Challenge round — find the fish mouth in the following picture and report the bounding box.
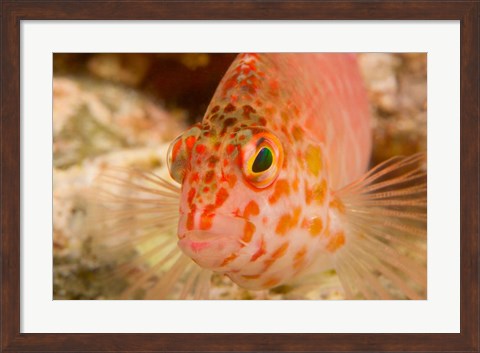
[177,213,249,270]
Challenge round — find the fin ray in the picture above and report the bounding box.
[333,153,427,299]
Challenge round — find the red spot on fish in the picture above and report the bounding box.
[226,144,236,154]
[185,136,196,152]
[172,139,182,161]
[187,188,196,204]
[189,172,199,184]
[205,170,215,184]
[208,155,220,167]
[224,103,236,113]
[215,188,229,207]
[195,144,206,154]
[242,105,256,119]
[199,212,214,230]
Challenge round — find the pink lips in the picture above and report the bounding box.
[177,213,248,270]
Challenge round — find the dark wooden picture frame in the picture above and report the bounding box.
[1,1,478,352]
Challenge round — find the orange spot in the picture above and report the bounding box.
[281,126,292,143]
[309,217,323,237]
[293,246,307,270]
[305,145,322,176]
[226,174,237,188]
[242,222,256,243]
[329,197,346,214]
[291,207,302,228]
[199,212,214,230]
[215,188,229,207]
[292,177,299,192]
[263,277,280,288]
[312,180,327,204]
[268,179,290,204]
[301,218,309,229]
[275,214,291,236]
[326,232,346,253]
[220,253,238,267]
[305,185,312,205]
[250,240,266,261]
[264,242,289,270]
[243,200,260,218]
[242,274,261,280]
[269,79,279,93]
[292,125,304,141]
[272,242,289,259]
[275,208,301,236]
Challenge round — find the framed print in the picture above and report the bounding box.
[1,1,478,352]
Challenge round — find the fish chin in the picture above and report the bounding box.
[177,213,248,270]
[178,231,242,270]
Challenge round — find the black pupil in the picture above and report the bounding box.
[252,147,273,173]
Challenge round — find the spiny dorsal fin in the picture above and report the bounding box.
[333,153,427,300]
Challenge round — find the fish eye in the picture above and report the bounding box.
[167,134,186,183]
[242,132,283,188]
[252,147,273,173]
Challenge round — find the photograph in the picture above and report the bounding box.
[53,52,427,300]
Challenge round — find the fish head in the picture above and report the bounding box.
[168,107,331,289]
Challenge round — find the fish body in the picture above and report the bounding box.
[167,53,426,296]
